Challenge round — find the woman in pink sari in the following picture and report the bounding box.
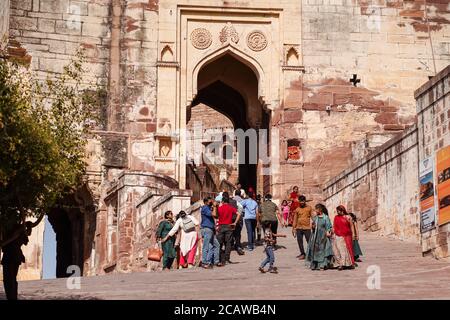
[332,205,356,270]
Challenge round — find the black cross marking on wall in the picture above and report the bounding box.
[350,74,361,87]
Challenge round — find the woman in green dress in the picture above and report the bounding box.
[306,204,334,270]
[156,211,177,270]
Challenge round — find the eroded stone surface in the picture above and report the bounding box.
[2,0,449,279]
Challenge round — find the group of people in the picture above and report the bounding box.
[155,184,364,274]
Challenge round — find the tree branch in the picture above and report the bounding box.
[30,212,45,228]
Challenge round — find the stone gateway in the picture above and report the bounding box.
[0,0,449,278]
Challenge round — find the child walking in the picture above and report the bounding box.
[259,221,286,274]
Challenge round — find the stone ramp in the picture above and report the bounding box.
[3,231,450,300]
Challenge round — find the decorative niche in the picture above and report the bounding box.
[286,139,304,164]
[282,45,305,72]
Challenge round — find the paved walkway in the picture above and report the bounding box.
[2,231,450,299]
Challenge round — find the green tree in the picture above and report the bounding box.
[0,49,103,243]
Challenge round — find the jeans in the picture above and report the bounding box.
[296,229,311,255]
[260,246,275,269]
[201,228,220,265]
[244,219,257,249]
[216,225,233,264]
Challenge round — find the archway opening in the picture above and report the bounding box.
[187,53,270,193]
[45,186,96,278]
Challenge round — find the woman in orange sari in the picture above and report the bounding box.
[332,205,356,270]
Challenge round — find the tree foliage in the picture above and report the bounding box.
[0,49,103,236]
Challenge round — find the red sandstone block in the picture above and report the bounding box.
[384,124,405,131]
[146,123,156,132]
[375,112,398,125]
[320,85,351,94]
[302,103,325,111]
[283,109,303,123]
[399,9,424,18]
[305,92,333,105]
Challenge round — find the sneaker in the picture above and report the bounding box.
[202,264,213,269]
[268,267,278,274]
[258,267,266,273]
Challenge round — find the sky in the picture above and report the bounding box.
[42,216,56,279]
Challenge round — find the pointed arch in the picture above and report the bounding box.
[191,44,266,104]
[286,47,299,66]
[161,45,174,62]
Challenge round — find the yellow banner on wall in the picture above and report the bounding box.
[436,145,450,226]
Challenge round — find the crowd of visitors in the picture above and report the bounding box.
[155,185,363,273]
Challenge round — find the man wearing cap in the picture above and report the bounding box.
[292,195,313,260]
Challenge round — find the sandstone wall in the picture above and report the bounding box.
[324,125,420,241]
[9,0,110,84]
[416,65,450,259]
[6,0,450,276]
[281,0,450,200]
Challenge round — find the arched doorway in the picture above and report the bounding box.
[188,53,270,192]
[45,186,96,278]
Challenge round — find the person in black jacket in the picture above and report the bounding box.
[1,222,32,300]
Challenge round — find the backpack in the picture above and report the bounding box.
[181,216,196,233]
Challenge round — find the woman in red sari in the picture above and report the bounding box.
[332,205,356,270]
[287,186,299,226]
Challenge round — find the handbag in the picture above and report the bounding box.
[147,242,163,262]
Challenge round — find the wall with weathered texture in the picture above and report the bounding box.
[9,0,110,83]
[416,65,450,259]
[324,125,420,242]
[283,0,450,201]
[6,0,450,277]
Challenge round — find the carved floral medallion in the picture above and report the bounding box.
[190,28,212,49]
[247,30,267,51]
